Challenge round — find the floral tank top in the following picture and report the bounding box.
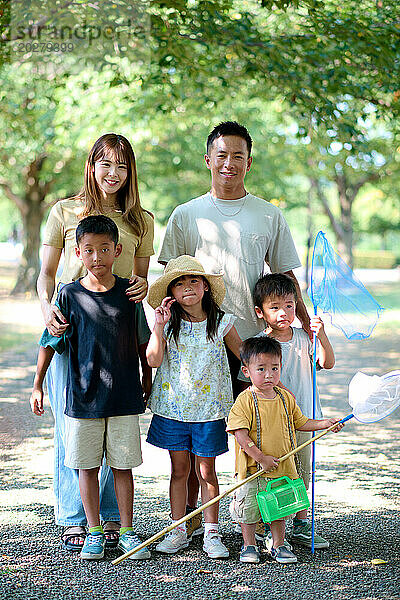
[148,313,236,422]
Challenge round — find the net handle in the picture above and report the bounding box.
[112,415,352,566]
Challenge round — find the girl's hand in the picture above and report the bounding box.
[30,388,44,416]
[259,455,280,473]
[126,275,148,303]
[43,302,68,337]
[154,297,175,326]
[324,418,344,433]
[310,315,327,339]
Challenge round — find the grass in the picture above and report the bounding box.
[0,327,40,354]
[368,281,400,310]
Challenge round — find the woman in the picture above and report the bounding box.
[37,133,154,551]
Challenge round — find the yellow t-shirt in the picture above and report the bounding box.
[43,198,154,284]
[226,387,308,481]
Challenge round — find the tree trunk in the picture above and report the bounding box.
[10,154,50,295]
[335,174,354,268]
[12,202,45,294]
[304,185,313,291]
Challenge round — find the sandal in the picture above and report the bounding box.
[61,526,86,552]
[103,521,121,548]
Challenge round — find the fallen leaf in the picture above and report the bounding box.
[197,569,213,574]
[371,559,388,565]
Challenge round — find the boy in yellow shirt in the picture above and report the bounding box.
[227,336,343,564]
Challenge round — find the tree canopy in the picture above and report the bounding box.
[0,0,399,291]
[2,1,400,128]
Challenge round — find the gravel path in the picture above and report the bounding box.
[0,319,399,600]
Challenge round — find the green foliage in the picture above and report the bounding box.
[0,198,19,242]
[1,0,400,292]
[0,60,148,206]
[2,1,400,135]
[353,249,396,269]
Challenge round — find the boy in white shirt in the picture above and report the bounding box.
[238,273,335,549]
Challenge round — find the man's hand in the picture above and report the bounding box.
[324,418,345,433]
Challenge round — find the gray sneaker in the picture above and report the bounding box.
[291,521,329,549]
[239,545,260,564]
[80,532,105,560]
[270,545,298,564]
[265,531,293,552]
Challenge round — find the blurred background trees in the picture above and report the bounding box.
[0,0,399,292]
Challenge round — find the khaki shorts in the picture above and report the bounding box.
[230,476,296,524]
[64,415,143,470]
[230,477,279,524]
[296,430,312,489]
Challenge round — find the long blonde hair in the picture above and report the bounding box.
[76,133,149,239]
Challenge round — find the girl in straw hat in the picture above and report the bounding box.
[146,256,242,559]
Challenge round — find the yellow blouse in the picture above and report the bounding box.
[43,198,154,284]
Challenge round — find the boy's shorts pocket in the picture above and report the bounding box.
[229,478,264,524]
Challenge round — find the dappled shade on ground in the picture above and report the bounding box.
[0,305,399,599]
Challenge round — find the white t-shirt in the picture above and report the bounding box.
[158,192,301,339]
[148,314,235,422]
[238,327,323,419]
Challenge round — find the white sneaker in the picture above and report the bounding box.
[203,533,229,558]
[155,529,189,554]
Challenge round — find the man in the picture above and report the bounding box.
[159,120,310,392]
[158,121,311,542]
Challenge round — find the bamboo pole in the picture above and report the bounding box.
[112,420,343,565]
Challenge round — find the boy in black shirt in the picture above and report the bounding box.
[30,216,152,561]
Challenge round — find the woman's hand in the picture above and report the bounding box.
[42,301,69,337]
[126,275,148,302]
[154,296,175,327]
[37,245,67,335]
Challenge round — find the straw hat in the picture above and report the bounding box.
[148,255,225,309]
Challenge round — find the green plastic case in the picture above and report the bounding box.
[256,476,310,523]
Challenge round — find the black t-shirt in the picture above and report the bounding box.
[42,276,150,418]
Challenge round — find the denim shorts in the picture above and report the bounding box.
[146,414,228,457]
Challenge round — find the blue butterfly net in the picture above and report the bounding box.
[307,231,384,340]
